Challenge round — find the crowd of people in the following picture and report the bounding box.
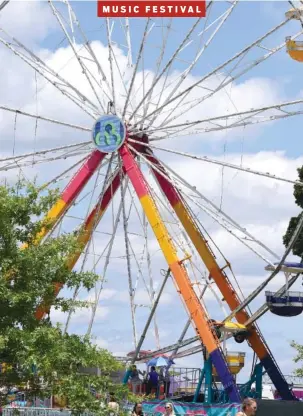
[111,364,258,416]
[131,401,175,416]
[129,398,257,416]
[129,365,171,397]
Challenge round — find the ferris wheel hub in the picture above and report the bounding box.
[92,115,127,153]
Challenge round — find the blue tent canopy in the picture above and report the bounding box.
[146,356,175,367]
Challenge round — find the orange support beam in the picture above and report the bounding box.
[143,148,295,401]
[119,143,240,402]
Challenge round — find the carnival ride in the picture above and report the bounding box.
[1,0,303,405]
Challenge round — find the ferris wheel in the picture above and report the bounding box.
[1,0,303,403]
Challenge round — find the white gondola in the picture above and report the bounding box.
[265,262,303,274]
[265,291,303,317]
[265,262,303,317]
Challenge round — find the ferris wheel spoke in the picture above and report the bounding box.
[142,211,161,349]
[77,157,116,284]
[53,0,114,106]
[36,150,107,252]
[0,149,91,174]
[155,155,280,261]
[127,234,147,297]
[126,227,161,347]
[134,19,297,129]
[105,18,117,113]
[0,28,98,118]
[129,155,162,347]
[0,29,100,118]
[40,154,90,193]
[118,18,141,124]
[65,184,124,334]
[146,1,238,129]
[0,105,91,132]
[122,18,153,119]
[154,28,303,130]
[86,175,129,335]
[175,180,276,266]
[137,18,173,129]
[0,1,9,11]
[143,141,303,188]
[130,143,279,265]
[0,142,92,173]
[147,103,303,139]
[69,164,124,273]
[0,141,90,164]
[56,158,121,326]
[123,18,133,69]
[119,160,138,347]
[128,18,202,123]
[35,155,115,320]
[105,19,138,118]
[64,160,115,333]
[123,177,161,331]
[166,175,278,265]
[67,4,113,92]
[132,19,190,126]
[130,4,210,124]
[146,98,303,139]
[49,0,108,113]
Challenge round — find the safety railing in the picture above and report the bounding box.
[129,367,201,398]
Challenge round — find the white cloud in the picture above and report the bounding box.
[84,289,117,302]
[116,288,173,306]
[50,304,110,328]
[0,2,57,44]
[94,338,109,349]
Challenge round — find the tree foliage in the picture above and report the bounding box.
[0,181,128,414]
[283,166,303,256]
[286,167,303,378]
[291,341,303,378]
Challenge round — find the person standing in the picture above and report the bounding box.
[236,398,257,416]
[146,366,159,396]
[108,394,119,416]
[130,365,143,394]
[162,402,175,416]
[131,403,144,416]
[160,367,171,397]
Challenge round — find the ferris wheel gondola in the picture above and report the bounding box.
[265,263,303,317]
[285,7,303,62]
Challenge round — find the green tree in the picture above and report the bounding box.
[291,341,303,378]
[283,166,303,256]
[0,181,128,414]
[285,167,303,382]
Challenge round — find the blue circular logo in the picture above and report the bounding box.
[92,115,126,153]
